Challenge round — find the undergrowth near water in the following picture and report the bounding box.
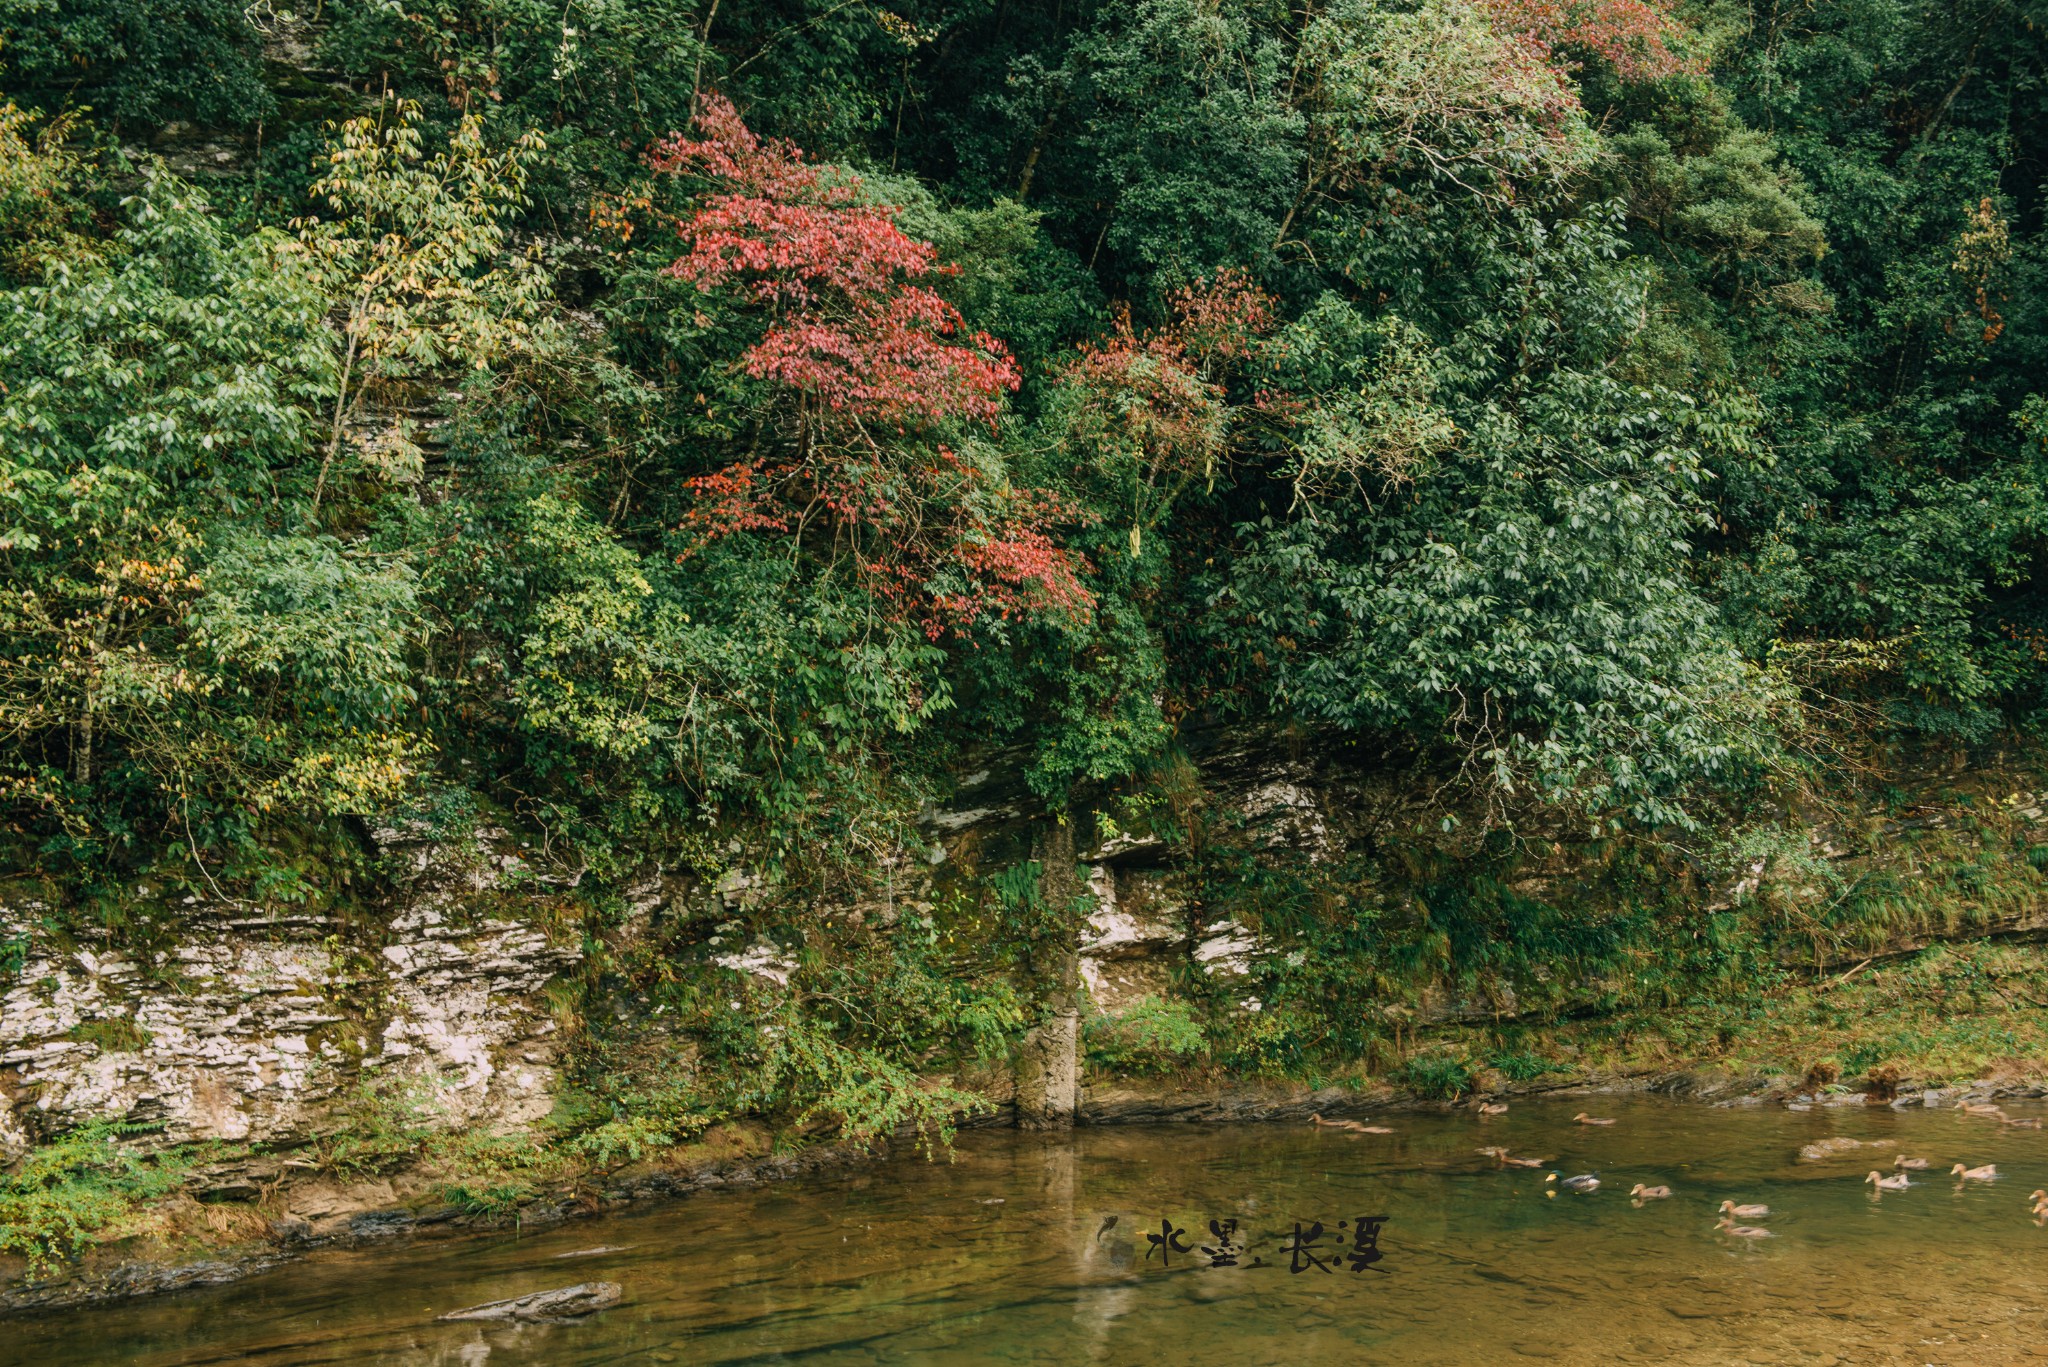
[1395,1054,1477,1100]
[890,755,2048,1109]
[0,1124,197,1277]
[1086,997,1208,1074]
[1068,765,2048,1099]
[565,833,1030,1161]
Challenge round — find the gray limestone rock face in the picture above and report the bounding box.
[0,823,579,1158]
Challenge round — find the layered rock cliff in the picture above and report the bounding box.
[9,728,2048,1162]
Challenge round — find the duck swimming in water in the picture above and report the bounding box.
[1866,1170,1911,1191]
[1548,1173,1600,1193]
[1629,1184,1671,1199]
[1573,1112,1616,1126]
[1476,1146,1548,1168]
[1718,1200,1769,1218]
[1951,1163,1998,1181]
[1477,1101,1508,1116]
[1892,1155,1930,1170]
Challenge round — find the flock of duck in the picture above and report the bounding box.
[1307,1098,2048,1237]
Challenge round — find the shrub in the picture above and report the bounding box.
[1397,1053,1475,1100]
[0,1123,187,1276]
[562,1115,675,1173]
[66,1017,151,1053]
[441,1180,535,1221]
[1085,997,1208,1074]
[1486,1049,1557,1082]
[313,1078,441,1179]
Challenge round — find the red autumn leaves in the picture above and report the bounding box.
[1482,0,1690,86]
[651,95,1019,428]
[654,95,1088,640]
[1060,269,1278,502]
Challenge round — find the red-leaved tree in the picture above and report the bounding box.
[651,95,1020,431]
[1053,270,1280,557]
[651,95,1090,639]
[1481,0,1691,84]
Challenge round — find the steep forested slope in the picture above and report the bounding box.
[3,0,2048,1271]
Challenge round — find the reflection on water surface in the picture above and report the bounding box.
[9,1097,2048,1365]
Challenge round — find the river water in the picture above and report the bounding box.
[8,1096,2048,1365]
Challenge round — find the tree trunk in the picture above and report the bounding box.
[74,584,118,786]
[1016,1010,1080,1130]
[73,710,92,787]
[312,324,361,518]
[1014,87,1070,201]
[1017,819,1083,1129]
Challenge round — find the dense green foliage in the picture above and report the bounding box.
[0,1121,189,1274]
[2,0,2045,1150]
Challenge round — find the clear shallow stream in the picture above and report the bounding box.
[8,1096,2048,1366]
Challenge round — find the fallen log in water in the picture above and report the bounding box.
[438,1281,623,1322]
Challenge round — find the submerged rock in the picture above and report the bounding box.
[1798,1136,1896,1162]
[438,1281,623,1322]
